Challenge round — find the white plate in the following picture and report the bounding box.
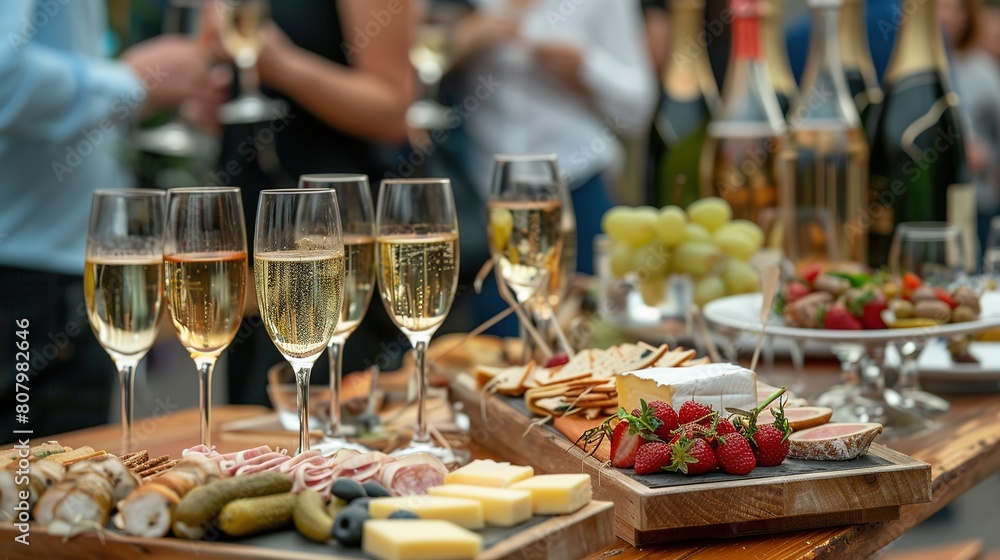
[919,340,1000,382]
[702,292,1000,345]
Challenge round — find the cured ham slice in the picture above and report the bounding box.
[787,422,883,461]
[376,453,448,496]
[332,452,392,482]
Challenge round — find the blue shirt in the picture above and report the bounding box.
[0,0,140,275]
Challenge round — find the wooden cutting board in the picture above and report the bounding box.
[452,379,932,546]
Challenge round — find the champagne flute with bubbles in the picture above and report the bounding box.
[85,190,166,454]
[164,187,247,447]
[255,188,345,453]
[376,179,459,464]
[299,175,375,453]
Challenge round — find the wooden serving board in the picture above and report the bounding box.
[0,501,614,560]
[452,379,932,546]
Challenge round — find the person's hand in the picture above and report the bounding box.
[120,35,209,114]
[532,41,583,86]
[180,64,233,135]
[451,12,520,65]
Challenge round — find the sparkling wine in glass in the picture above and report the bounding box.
[488,154,564,363]
[376,179,459,464]
[216,0,287,124]
[164,187,248,447]
[85,190,166,454]
[255,188,345,453]
[299,175,375,454]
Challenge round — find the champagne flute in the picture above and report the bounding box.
[488,154,563,363]
[887,221,966,414]
[85,190,166,454]
[164,187,248,447]
[215,0,287,124]
[376,179,459,463]
[255,189,345,453]
[299,175,375,453]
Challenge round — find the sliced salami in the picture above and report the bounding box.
[332,451,392,482]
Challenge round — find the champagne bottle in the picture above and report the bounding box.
[700,0,786,230]
[762,0,797,115]
[867,0,974,268]
[654,0,721,207]
[838,0,883,136]
[780,0,870,267]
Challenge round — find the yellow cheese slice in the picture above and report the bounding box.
[427,484,532,526]
[509,474,592,515]
[368,496,484,529]
[363,520,482,560]
[444,459,534,488]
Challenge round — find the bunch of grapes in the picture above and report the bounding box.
[602,197,764,307]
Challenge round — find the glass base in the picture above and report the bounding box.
[814,383,860,409]
[219,95,288,125]
[133,121,210,157]
[888,387,951,415]
[830,390,930,433]
[390,439,469,468]
[311,436,372,455]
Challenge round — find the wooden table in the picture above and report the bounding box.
[22,361,1000,560]
[587,361,1000,559]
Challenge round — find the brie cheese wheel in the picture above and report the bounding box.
[615,363,757,414]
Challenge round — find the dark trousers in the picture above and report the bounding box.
[0,267,113,443]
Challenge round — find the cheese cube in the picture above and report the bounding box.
[427,484,532,526]
[363,520,482,560]
[368,496,484,529]
[444,459,534,488]
[615,363,757,414]
[509,474,592,515]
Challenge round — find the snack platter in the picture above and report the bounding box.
[0,501,614,560]
[451,348,932,546]
[0,443,615,560]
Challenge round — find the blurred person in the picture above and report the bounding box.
[939,0,1000,250]
[194,0,416,406]
[641,0,671,205]
[0,0,208,439]
[981,0,1000,62]
[448,0,657,276]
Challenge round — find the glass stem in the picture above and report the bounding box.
[194,356,216,448]
[859,346,886,399]
[117,360,138,454]
[413,337,431,444]
[239,62,261,96]
[327,337,346,439]
[897,347,922,391]
[294,363,314,453]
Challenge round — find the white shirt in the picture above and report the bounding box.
[461,0,656,192]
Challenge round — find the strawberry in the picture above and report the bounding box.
[544,353,569,368]
[648,401,680,439]
[666,437,718,475]
[610,421,642,468]
[860,292,888,330]
[673,421,711,442]
[633,442,673,475]
[801,263,823,285]
[716,417,737,435]
[715,433,756,475]
[752,424,790,467]
[678,400,714,426]
[934,288,959,309]
[787,281,811,302]
[823,303,862,330]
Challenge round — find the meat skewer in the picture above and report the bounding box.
[114,454,223,538]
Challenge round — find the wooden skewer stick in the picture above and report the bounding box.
[750,263,781,373]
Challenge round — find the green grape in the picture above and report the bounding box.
[673,242,723,277]
[694,274,727,306]
[637,277,667,307]
[713,227,758,260]
[609,242,636,278]
[722,258,761,294]
[687,197,732,232]
[654,206,687,246]
[489,208,514,253]
[629,206,658,247]
[632,242,671,280]
[727,219,764,248]
[683,222,712,244]
[601,206,632,243]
